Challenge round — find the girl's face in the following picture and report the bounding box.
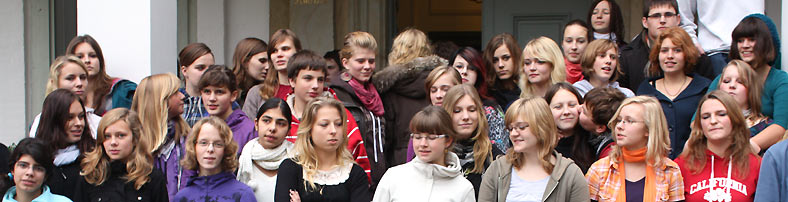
[592,48,617,82]
[699,99,733,143]
[429,74,456,106]
[719,66,749,108]
[412,132,451,166]
[343,48,376,82]
[12,155,46,194]
[550,89,580,132]
[271,38,297,71]
[591,1,612,33]
[103,120,134,162]
[613,103,649,150]
[181,53,215,90]
[167,91,186,119]
[522,53,552,85]
[451,95,479,140]
[310,107,344,153]
[256,107,290,149]
[201,86,238,119]
[195,124,225,176]
[658,38,686,74]
[452,56,478,86]
[73,42,101,76]
[492,45,515,80]
[58,62,88,98]
[65,100,86,144]
[247,52,270,81]
[508,117,538,153]
[562,25,589,63]
[736,37,757,64]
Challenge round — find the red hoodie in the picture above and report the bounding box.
[675,150,761,202]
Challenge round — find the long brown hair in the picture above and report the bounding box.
[259,29,302,100]
[36,89,96,154]
[648,27,701,76]
[680,91,754,179]
[442,84,492,173]
[66,35,113,114]
[483,33,521,90]
[232,37,268,100]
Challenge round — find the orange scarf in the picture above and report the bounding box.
[617,147,657,202]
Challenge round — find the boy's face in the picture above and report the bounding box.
[579,104,604,134]
[201,85,238,119]
[642,5,680,41]
[289,69,326,104]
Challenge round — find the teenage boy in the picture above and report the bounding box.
[285,50,371,179]
[199,65,258,155]
[578,87,626,159]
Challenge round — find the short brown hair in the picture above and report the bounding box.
[182,116,239,173]
[199,65,238,92]
[179,43,213,68]
[648,27,700,76]
[580,39,621,82]
[731,16,776,69]
[286,50,327,79]
[584,87,627,126]
[643,0,678,17]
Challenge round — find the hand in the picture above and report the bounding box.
[289,189,301,202]
[750,139,761,154]
[694,42,705,54]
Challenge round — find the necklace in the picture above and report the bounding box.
[662,76,688,97]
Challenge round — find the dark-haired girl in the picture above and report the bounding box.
[0,138,71,202]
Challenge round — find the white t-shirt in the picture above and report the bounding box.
[248,167,277,202]
[506,168,549,202]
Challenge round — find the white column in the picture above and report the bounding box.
[195,0,226,65]
[0,0,27,145]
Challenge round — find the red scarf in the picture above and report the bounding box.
[347,76,384,116]
[565,58,584,84]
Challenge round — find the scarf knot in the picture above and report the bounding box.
[347,75,384,116]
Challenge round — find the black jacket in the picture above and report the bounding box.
[46,158,81,200]
[74,161,168,202]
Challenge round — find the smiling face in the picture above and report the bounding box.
[201,86,238,120]
[737,37,757,64]
[103,120,134,162]
[522,53,553,85]
[591,1,611,33]
[58,62,89,99]
[451,95,479,140]
[343,48,376,82]
[699,99,733,144]
[65,100,86,144]
[509,117,538,153]
[613,103,649,150]
[271,38,298,71]
[256,107,290,149]
[12,155,46,194]
[550,89,580,132]
[430,74,457,106]
[562,24,589,63]
[591,48,617,82]
[412,132,451,166]
[719,66,749,109]
[492,45,515,80]
[181,54,215,91]
[73,42,101,76]
[310,107,344,153]
[643,5,680,40]
[247,52,270,81]
[658,38,686,74]
[195,123,225,176]
[290,69,326,105]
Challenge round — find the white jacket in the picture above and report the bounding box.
[678,0,764,53]
[373,152,475,202]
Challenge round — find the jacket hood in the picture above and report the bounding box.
[186,172,236,190]
[745,14,781,68]
[372,55,447,94]
[550,151,574,181]
[225,109,249,127]
[411,152,463,179]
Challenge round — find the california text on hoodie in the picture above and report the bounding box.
[675,150,760,202]
[373,152,475,202]
[172,172,256,202]
[73,161,168,202]
[479,151,589,202]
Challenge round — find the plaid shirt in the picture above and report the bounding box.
[586,156,685,202]
[180,88,240,126]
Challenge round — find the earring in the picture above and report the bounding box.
[7,173,12,181]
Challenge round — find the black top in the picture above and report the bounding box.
[46,158,82,200]
[274,158,370,202]
[454,139,504,199]
[74,161,169,202]
[0,143,9,174]
[490,86,521,112]
[625,177,646,202]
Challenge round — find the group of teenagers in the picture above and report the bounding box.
[3,0,788,202]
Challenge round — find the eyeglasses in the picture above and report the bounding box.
[613,118,644,126]
[647,12,677,19]
[410,134,447,141]
[197,140,226,149]
[15,162,46,173]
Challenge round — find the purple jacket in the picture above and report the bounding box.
[172,172,257,202]
[155,122,197,200]
[226,108,258,155]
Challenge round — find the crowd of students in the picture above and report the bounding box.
[0,0,786,201]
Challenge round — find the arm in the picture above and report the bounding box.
[274,159,301,202]
[345,110,372,180]
[462,186,476,202]
[668,166,686,201]
[348,164,372,202]
[567,164,591,201]
[585,164,602,201]
[677,0,703,52]
[754,148,782,201]
[150,169,170,202]
[371,171,391,202]
[750,124,786,153]
[478,162,499,202]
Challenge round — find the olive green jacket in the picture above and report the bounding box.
[478,151,590,202]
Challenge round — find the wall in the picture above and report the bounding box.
[0,0,27,145]
[225,0,271,68]
[290,0,334,54]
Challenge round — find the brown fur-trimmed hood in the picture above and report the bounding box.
[372,55,447,93]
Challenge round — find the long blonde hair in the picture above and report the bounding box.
[181,117,240,172]
[719,60,765,122]
[131,73,190,153]
[607,96,671,168]
[442,84,493,173]
[293,97,354,190]
[81,108,153,190]
[46,55,89,95]
[520,37,567,97]
[388,28,432,66]
[504,95,557,173]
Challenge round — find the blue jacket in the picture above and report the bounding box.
[755,140,788,201]
[172,172,256,202]
[2,186,72,202]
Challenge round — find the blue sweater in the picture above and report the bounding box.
[2,186,71,202]
[755,140,788,201]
